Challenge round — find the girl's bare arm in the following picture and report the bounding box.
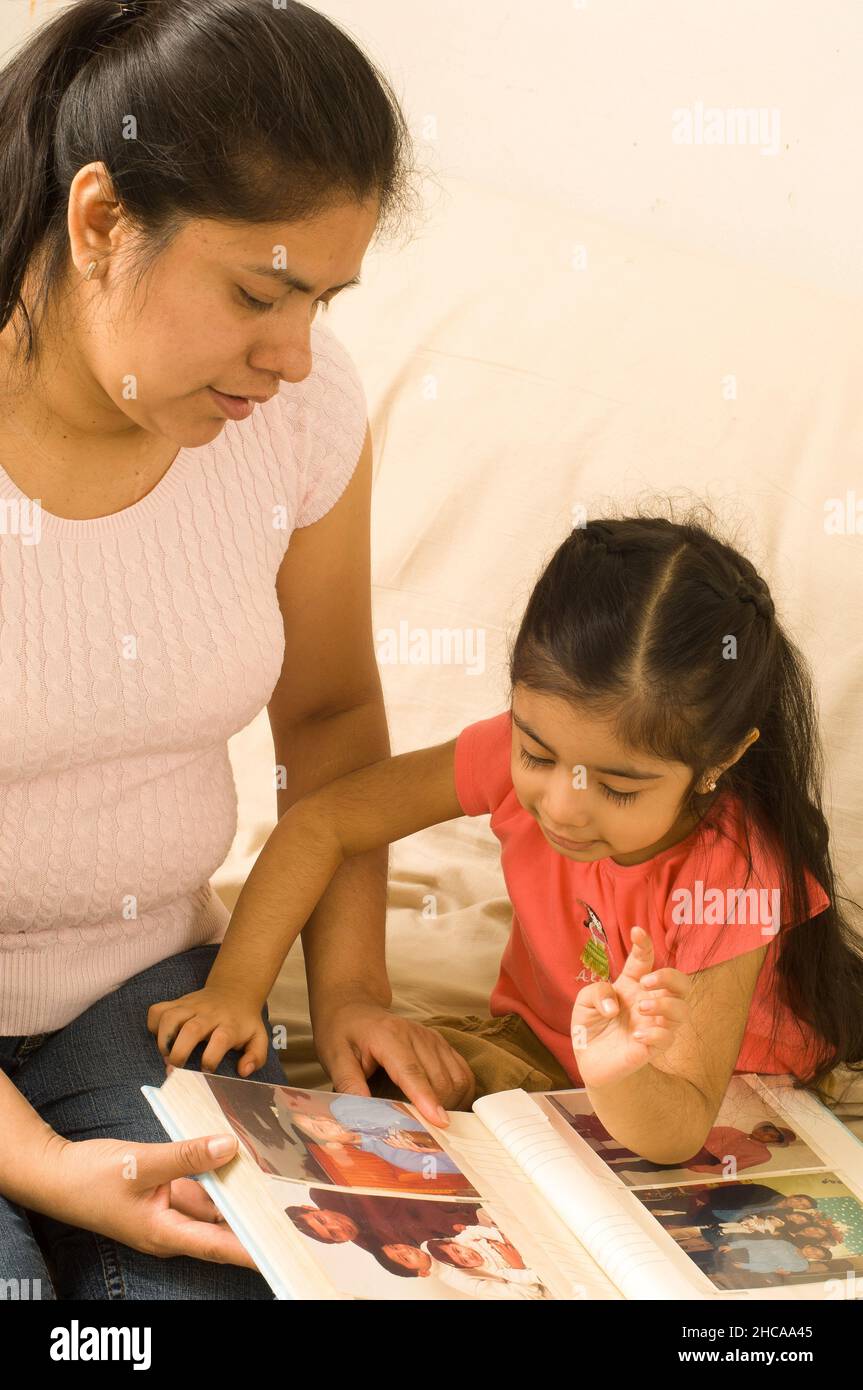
[206,738,464,1003]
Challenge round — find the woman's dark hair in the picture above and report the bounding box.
[0,0,418,365]
[508,503,863,1096]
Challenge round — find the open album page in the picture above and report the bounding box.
[143,1068,620,1301]
[475,1074,863,1301]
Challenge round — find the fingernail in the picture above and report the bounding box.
[208,1136,235,1157]
[601,999,616,1014]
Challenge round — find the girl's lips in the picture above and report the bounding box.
[209,387,256,421]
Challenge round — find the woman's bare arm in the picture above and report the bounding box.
[0,1067,64,1210]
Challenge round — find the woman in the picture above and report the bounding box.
[0,0,472,1300]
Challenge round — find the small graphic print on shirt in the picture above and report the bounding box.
[576,899,611,982]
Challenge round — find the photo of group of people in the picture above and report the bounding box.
[637,1173,863,1290]
[545,1076,822,1186]
[203,1074,479,1196]
[272,1184,554,1300]
[543,1078,863,1290]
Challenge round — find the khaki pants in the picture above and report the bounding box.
[370,1011,572,1110]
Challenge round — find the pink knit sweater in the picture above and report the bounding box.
[0,322,368,1034]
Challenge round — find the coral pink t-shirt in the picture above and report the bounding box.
[453,711,832,1085]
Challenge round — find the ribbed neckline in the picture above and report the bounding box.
[0,445,194,539]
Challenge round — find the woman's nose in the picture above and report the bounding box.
[253,323,314,386]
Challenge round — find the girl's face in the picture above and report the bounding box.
[510,685,700,867]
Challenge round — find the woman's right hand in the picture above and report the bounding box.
[312,996,477,1123]
[39,1129,258,1269]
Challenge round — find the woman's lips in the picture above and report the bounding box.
[209,387,256,421]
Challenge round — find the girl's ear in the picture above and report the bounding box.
[717,727,761,783]
[728,727,761,766]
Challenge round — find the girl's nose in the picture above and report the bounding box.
[542,773,592,830]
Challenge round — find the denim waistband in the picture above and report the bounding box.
[0,1031,58,1067]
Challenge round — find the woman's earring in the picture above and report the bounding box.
[83,260,98,281]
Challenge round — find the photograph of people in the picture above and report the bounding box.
[285,1190,552,1299]
[202,1075,478,1195]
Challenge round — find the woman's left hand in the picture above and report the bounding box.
[570,926,691,1089]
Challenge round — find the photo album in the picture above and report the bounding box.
[141,1068,863,1301]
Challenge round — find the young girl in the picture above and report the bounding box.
[148,515,863,1162]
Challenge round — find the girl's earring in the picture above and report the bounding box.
[83,260,98,282]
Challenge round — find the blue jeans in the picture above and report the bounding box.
[0,944,288,1300]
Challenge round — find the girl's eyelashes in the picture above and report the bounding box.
[517,747,639,805]
[238,287,332,313]
[601,785,638,806]
[519,747,553,769]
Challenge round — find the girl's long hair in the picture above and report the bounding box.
[0,0,417,365]
[509,505,863,1096]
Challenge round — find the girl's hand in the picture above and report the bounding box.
[570,926,692,1089]
[146,987,270,1077]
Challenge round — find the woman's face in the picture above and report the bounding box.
[8,166,379,450]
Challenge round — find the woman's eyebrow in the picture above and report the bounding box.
[241,263,362,294]
[511,711,661,780]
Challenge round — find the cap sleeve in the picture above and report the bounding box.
[276,322,369,529]
[453,711,513,815]
[664,807,831,974]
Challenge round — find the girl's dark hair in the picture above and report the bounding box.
[509,504,863,1096]
[0,0,417,365]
